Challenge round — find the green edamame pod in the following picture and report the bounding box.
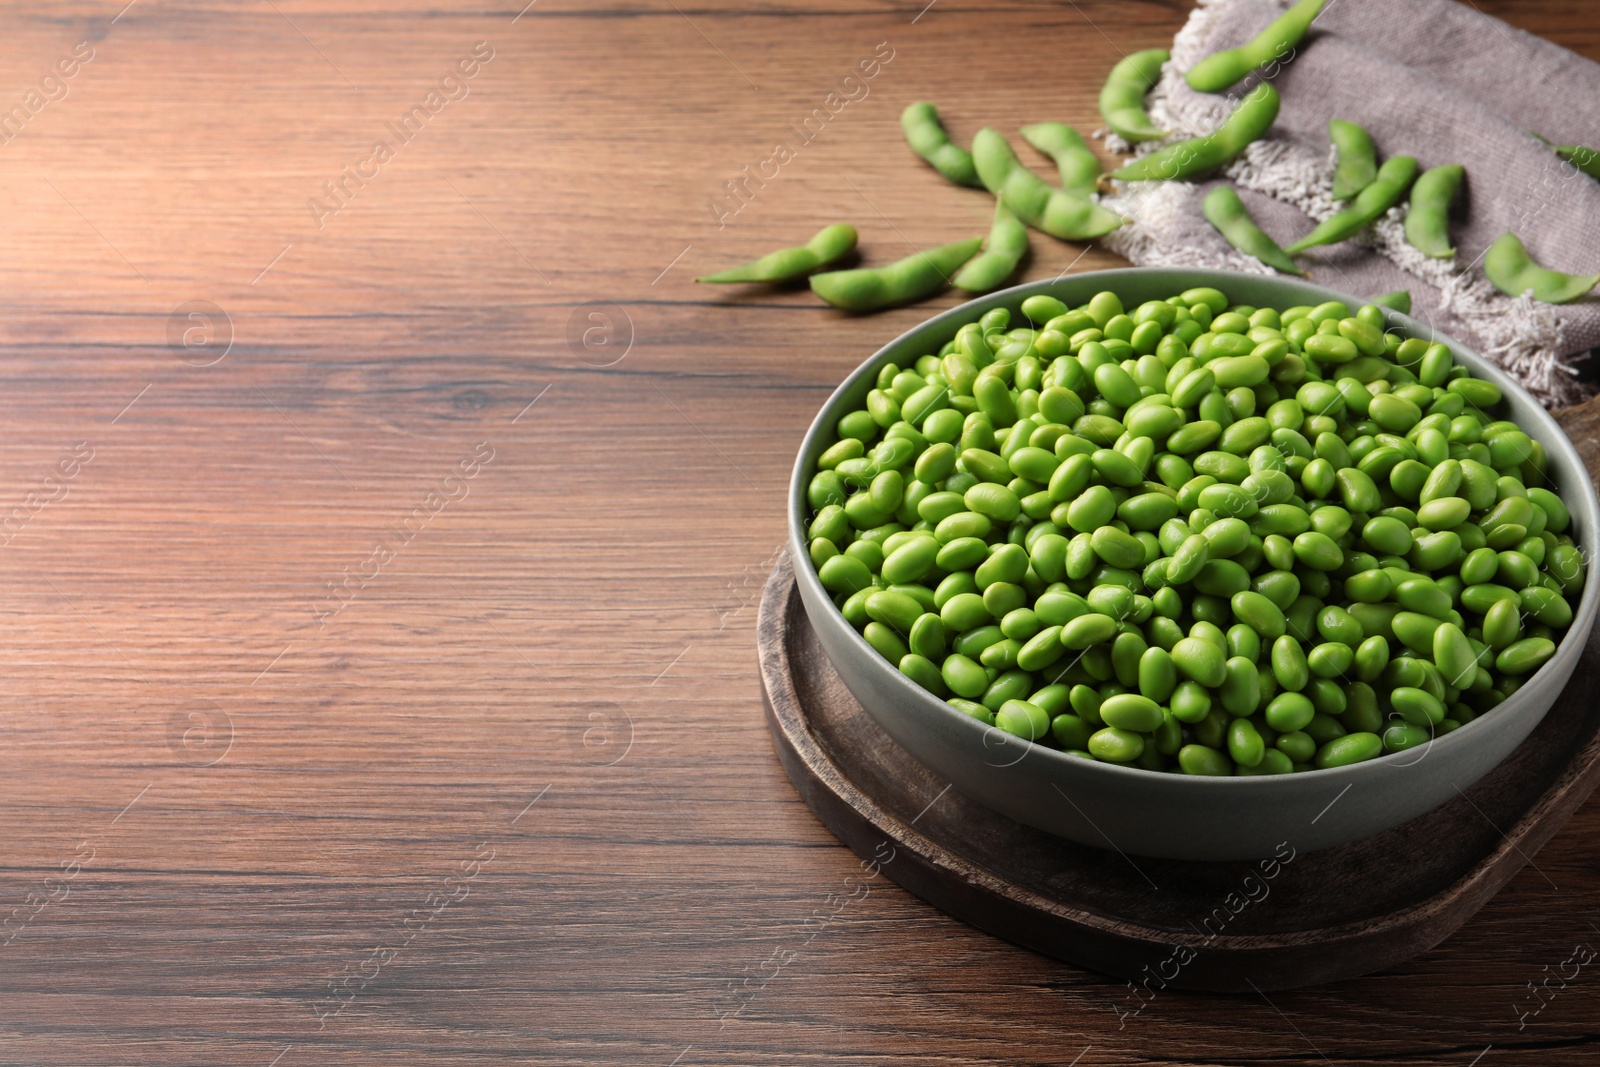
[1098,49,1168,143]
[972,129,1124,241]
[901,102,980,187]
[1185,0,1327,93]
[1019,123,1102,198]
[1112,84,1280,183]
[1404,164,1463,259]
[1372,290,1410,314]
[1532,134,1600,180]
[1553,143,1600,180]
[1328,119,1376,201]
[811,237,984,311]
[1482,232,1600,304]
[953,202,1030,293]
[1286,156,1419,254]
[698,223,858,283]
[1202,185,1304,275]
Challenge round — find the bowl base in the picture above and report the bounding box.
[759,550,1600,991]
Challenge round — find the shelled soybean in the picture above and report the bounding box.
[805,287,1585,776]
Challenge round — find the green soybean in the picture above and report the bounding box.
[1383,721,1432,753]
[1265,692,1315,732]
[973,129,1124,241]
[1372,290,1411,313]
[1328,119,1377,201]
[811,237,984,311]
[996,699,1051,741]
[809,282,1583,781]
[1112,84,1280,182]
[1480,602,1521,651]
[699,222,858,283]
[1496,637,1555,675]
[1287,156,1419,254]
[1541,140,1600,180]
[1231,589,1286,638]
[1172,636,1227,687]
[1483,231,1600,304]
[1089,726,1145,762]
[1315,732,1382,768]
[1392,686,1445,726]
[1178,744,1232,776]
[953,202,1030,293]
[1099,49,1169,143]
[1433,622,1478,688]
[1019,123,1103,197]
[1227,717,1265,768]
[1404,164,1463,259]
[1099,693,1165,732]
[901,102,980,187]
[1203,185,1304,275]
[1185,0,1327,93]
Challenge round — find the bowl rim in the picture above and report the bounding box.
[787,266,1600,788]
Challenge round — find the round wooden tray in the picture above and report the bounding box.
[758,549,1600,991]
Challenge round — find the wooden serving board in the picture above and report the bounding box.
[759,550,1600,991]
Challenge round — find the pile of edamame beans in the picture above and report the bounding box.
[804,286,1586,775]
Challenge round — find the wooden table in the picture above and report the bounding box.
[3,1,1597,1064]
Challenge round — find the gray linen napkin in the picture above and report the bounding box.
[1100,0,1600,406]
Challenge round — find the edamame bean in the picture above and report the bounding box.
[1231,590,1286,638]
[901,102,980,187]
[1019,123,1103,198]
[809,282,1583,780]
[996,699,1051,741]
[1202,185,1304,275]
[1062,613,1118,649]
[952,202,1030,293]
[1543,139,1600,180]
[699,222,858,283]
[1372,290,1411,313]
[1219,655,1260,715]
[1433,622,1478,688]
[1307,641,1352,677]
[1392,686,1445,727]
[1098,49,1169,143]
[1172,636,1227,686]
[1178,744,1232,776]
[1112,84,1279,182]
[1089,726,1145,762]
[1315,732,1382,768]
[1272,634,1309,691]
[1483,231,1600,304]
[1522,585,1573,628]
[1328,119,1376,200]
[973,129,1124,241]
[1228,717,1265,768]
[1404,164,1463,259]
[1099,693,1165,732]
[1286,156,1420,254]
[1185,0,1326,93]
[1496,637,1556,675]
[1383,721,1432,753]
[1265,692,1314,732]
[812,237,984,311]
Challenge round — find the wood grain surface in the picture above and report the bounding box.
[0,1,1597,1064]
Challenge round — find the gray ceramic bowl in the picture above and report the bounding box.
[789,268,1600,861]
